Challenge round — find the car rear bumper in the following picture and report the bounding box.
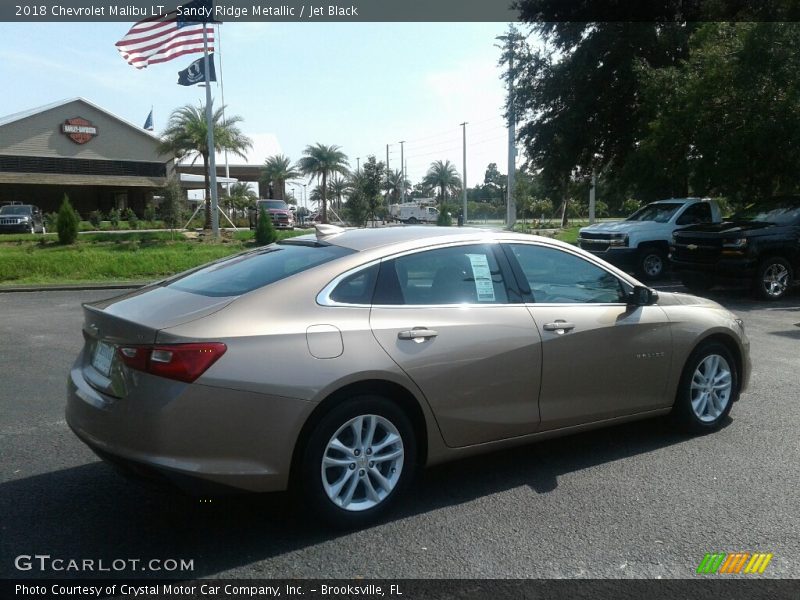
[66,360,314,493]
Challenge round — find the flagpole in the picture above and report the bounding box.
[217,22,231,196]
[202,24,220,237]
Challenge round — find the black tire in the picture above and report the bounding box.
[300,395,417,528]
[672,341,738,433]
[637,247,667,281]
[680,273,714,294]
[407,217,418,224]
[753,256,793,301]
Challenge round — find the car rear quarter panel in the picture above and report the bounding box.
[156,265,450,465]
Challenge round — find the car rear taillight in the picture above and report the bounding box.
[117,343,227,383]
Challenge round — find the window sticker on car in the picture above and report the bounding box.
[466,253,496,302]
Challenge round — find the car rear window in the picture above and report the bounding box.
[168,242,353,297]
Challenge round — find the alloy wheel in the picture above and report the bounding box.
[762,263,789,298]
[690,354,732,422]
[321,414,404,512]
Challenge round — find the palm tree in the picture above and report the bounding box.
[327,175,348,212]
[159,103,252,229]
[224,182,257,219]
[261,154,300,201]
[423,160,462,206]
[385,169,410,204]
[297,143,349,223]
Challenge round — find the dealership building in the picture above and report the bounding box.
[0,97,176,216]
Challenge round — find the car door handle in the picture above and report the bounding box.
[398,328,439,341]
[542,321,575,333]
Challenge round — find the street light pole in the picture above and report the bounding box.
[398,141,406,203]
[460,122,467,224]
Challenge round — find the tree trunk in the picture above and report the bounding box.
[276,180,284,201]
[322,171,328,224]
[560,177,569,229]
[203,152,212,230]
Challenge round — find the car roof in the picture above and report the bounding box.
[286,225,569,253]
[650,198,705,204]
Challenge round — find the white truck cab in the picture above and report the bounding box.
[578,198,722,280]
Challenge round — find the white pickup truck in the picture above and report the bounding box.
[577,198,723,280]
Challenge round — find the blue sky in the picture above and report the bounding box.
[1,21,519,193]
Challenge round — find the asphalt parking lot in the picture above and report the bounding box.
[0,286,798,579]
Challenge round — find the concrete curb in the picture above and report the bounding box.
[0,282,148,293]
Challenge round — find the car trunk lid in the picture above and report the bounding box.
[80,285,236,397]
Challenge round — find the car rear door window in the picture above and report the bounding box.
[168,242,353,297]
[508,244,626,304]
[374,244,508,305]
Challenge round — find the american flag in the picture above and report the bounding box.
[115,4,214,70]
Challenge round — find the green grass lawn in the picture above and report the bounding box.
[554,226,580,244]
[0,229,305,286]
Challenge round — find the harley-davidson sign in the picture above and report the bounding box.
[61,117,98,144]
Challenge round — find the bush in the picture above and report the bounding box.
[44,212,58,231]
[255,206,277,245]
[161,178,188,233]
[124,208,139,230]
[108,208,120,229]
[88,210,103,229]
[143,203,157,223]
[621,198,641,217]
[56,195,79,245]
[437,203,456,226]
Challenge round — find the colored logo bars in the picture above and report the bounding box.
[697,552,773,574]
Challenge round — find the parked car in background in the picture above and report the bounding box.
[0,203,46,234]
[248,199,295,230]
[578,198,723,280]
[671,196,800,300]
[66,226,750,527]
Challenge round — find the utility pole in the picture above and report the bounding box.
[506,50,516,229]
[460,122,468,224]
[399,141,406,203]
[498,26,521,230]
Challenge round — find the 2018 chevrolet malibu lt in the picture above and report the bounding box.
[66,226,750,526]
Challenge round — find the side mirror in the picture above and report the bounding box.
[628,285,658,306]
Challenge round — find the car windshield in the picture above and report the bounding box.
[0,205,32,215]
[732,199,800,226]
[168,242,354,297]
[259,200,288,210]
[626,202,683,223]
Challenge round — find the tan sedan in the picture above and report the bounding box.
[66,226,750,526]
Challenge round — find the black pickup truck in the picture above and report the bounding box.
[670,196,800,300]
